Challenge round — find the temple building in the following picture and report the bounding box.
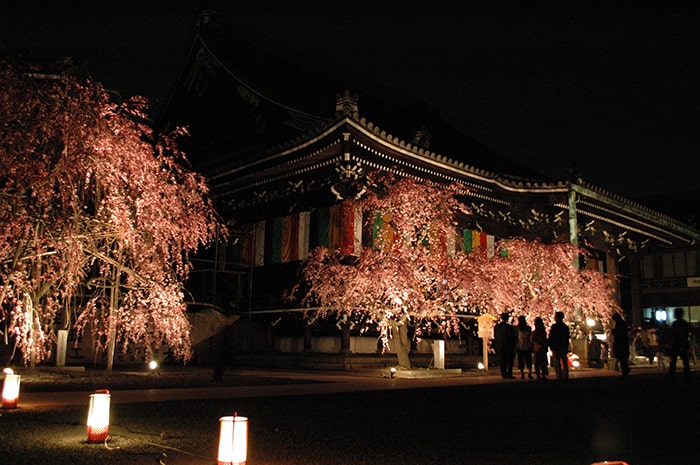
[158,15,699,366]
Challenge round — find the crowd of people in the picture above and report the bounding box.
[493,310,571,381]
[491,308,696,382]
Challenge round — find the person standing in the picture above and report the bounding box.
[548,311,570,381]
[611,313,631,378]
[515,315,534,379]
[493,312,516,379]
[669,307,691,381]
[650,326,667,372]
[689,328,698,365]
[531,316,549,380]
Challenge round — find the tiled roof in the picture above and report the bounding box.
[158,14,699,249]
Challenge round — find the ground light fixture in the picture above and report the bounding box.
[86,389,111,443]
[2,368,20,409]
[217,413,248,465]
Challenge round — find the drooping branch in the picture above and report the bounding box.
[0,58,225,366]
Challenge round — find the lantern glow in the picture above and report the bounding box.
[2,368,21,409]
[217,415,248,465]
[86,390,111,443]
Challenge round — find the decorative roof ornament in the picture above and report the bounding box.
[411,126,431,149]
[331,156,367,200]
[335,90,359,120]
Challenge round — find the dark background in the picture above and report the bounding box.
[2,2,698,214]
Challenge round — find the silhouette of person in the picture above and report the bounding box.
[493,312,516,379]
[531,316,549,380]
[515,315,534,379]
[548,311,570,381]
[689,328,698,365]
[611,313,631,378]
[669,307,691,381]
[650,325,667,372]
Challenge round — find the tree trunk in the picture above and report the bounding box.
[390,317,412,369]
[339,319,351,353]
[28,294,37,369]
[106,264,120,371]
[106,319,117,371]
[303,322,313,352]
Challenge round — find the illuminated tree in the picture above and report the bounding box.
[289,175,620,368]
[464,237,619,329]
[0,59,222,368]
[289,174,472,368]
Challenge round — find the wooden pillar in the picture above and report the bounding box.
[627,253,643,327]
[568,187,580,270]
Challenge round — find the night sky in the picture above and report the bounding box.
[2,2,698,204]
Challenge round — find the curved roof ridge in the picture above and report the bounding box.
[196,34,332,124]
[355,115,505,180]
[573,178,700,233]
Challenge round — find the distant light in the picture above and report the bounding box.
[586,318,596,328]
[148,360,158,371]
[655,310,667,322]
[568,353,580,369]
[477,362,485,370]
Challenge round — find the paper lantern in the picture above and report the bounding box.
[86,390,111,443]
[2,368,21,409]
[217,414,248,465]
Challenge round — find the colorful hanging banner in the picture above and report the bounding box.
[238,224,254,267]
[279,212,311,263]
[313,207,330,249]
[310,203,362,256]
[462,229,495,256]
[372,212,398,251]
[339,202,362,256]
[266,217,283,264]
[282,214,299,262]
[463,229,473,253]
[486,233,495,258]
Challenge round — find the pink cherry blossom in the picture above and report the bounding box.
[0,59,223,366]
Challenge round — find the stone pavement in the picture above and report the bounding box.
[13,363,668,410]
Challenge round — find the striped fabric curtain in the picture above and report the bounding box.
[336,202,362,256]
[316,203,362,256]
[239,221,266,267]
[281,211,310,262]
[255,203,362,266]
[266,212,311,264]
[371,212,397,251]
[462,229,495,258]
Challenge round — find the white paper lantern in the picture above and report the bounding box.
[217,415,248,465]
[2,368,20,409]
[86,390,111,443]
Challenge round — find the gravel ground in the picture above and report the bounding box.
[1,366,697,465]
